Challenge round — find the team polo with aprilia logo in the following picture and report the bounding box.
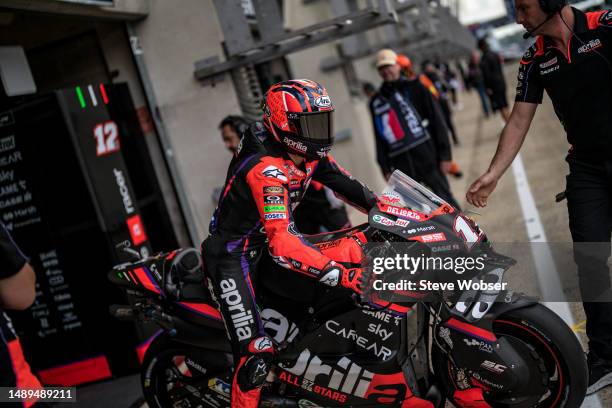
[516,8,612,159]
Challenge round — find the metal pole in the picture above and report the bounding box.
[125,22,201,247]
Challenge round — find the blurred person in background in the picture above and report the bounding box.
[219,115,251,156]
[362,81,377,100]
[478,38,511,122]
[422,60,460,145]
[434,57,460,106]
[292,180,352,234]
[0,221,42,407]
[371,49,460,208]
[397,54,463,178]
[467,50,492,118]
[455,60,468,93]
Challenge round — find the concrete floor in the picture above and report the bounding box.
[71,65,611,407]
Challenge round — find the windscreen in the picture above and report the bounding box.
[379,170,448,215]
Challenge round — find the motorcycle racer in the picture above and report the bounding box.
[202,79,383,407]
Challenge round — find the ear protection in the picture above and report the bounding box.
[538,0,567,15]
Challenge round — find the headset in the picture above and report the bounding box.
[523,0,568,38]
[522,0,612,92]
[221,115,250,135]
[539,0,567,15]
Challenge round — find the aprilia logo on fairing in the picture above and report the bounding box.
[281,349,374,399]
[219,278,254,341]
[261,308,299,344]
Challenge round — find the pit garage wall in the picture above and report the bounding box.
[127,0,242,243]
[108,0,386,240]
[92,23,191,248]
[284,1,387,222]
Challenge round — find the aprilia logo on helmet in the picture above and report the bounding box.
[283,137,307,153]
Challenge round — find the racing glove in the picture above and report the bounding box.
[318,262,364,295]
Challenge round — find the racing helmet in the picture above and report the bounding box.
[262,79,335,161]
[397,54,413,72]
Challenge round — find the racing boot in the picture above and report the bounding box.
[231,336,275,407]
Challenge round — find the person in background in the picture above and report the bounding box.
[478,38,510,122]
[434,57,460,106]
[397,54,463,178]
[467,50,492,118]
[371,49,460,209]
[421,60,460,145]
[0,221,43,408]
[219,115,251,156]
[468,0,612,394]
[362,81,377,100]
[455,60,468,93]
[292,179,352,234]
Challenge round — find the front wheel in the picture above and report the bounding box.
[432,304,588,407]
[141,333,233,408]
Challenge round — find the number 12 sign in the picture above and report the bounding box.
[93,121,120,156]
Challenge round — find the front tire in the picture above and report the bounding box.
[141,333,233,408]
[432,304,588,407]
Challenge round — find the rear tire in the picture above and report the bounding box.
[141,333,233,408]
[432,304,588,407]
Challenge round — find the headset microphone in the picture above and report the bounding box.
[523,13,556,39]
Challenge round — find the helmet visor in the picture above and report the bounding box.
[289,111,334,144]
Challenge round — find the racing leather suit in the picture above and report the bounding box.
[202,122,377,407]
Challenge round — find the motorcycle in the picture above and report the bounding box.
[109,171,587,407]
